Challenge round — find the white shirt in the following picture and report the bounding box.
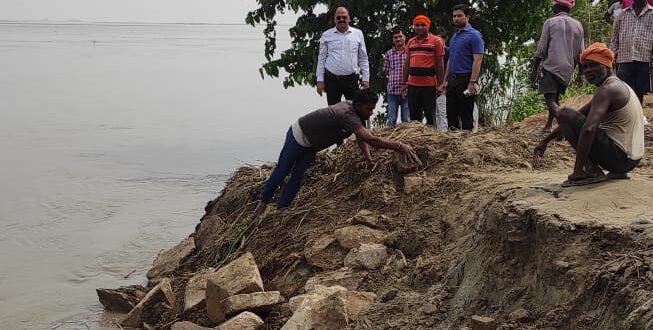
[316,26,370,82]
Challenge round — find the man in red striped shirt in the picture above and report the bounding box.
[400,15,445,126]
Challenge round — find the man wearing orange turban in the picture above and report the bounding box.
[534,43,645,187]
[579,43,615,69]
[400,14,445,126]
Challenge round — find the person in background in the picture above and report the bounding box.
[434,29,449,131]
[400,15,445,126]
[605,0,624,24]
[255,90,420,213]
[611,0,653,106]
[440,4,485,131]
[382,27,410,127]
[531,0,584,135]
[534,44,645,187]
[315,7,370,105]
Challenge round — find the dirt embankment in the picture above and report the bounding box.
[114,95,653,329]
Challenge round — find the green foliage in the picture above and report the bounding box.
[508,91,544,123]
[563,81,597,99]
[371,109,388,128]
[574,0,613,45]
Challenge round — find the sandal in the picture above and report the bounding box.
[561,176,608,187]
[607,172,629,180]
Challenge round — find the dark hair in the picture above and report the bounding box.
[332,6,350,18]
[352,89,379,107]
[553,4,571,14]
[452,4,473,16]
[391,26,403,35]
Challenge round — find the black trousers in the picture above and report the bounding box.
[446,74,475,131]
[565,110,640,173]
[407,85,436,125]
[325,71,360,106]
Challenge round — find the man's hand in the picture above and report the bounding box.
[532,142,548,168]
[361,81,370,89]
[400,84,408,98]
[437,83,446,95]
[398,143,421,164]
[365,155,379,166]
[439,81,448,95]
[467,82,478,95]
[316,82,325,96]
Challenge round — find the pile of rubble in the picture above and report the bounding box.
[98,242,379,330]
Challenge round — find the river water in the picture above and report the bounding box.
[0,22,322,329]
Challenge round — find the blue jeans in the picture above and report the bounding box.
[260,128,316,208]
[386,94,410,127]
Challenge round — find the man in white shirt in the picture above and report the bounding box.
[316,7,370,105]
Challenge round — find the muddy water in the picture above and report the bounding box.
[0,22,322,329]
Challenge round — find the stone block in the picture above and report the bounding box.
[147,237,195,279]
[471,315,497,330]
[184,267,215,312]
[304,268,366,292]
[121,278,176,328]
[403,176,424,194]
[206,253,264,323]
[282,289,349,330]
[209,291,282,323]
[96,285,147,313]
[344,243,388,270]
[215,311,264,330]
[170,321,213,330]
[333,225,385,249]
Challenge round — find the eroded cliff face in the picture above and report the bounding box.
[102,95,653,329]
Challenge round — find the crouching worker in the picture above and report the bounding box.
[533,43,645,187]
[256,90,421,212]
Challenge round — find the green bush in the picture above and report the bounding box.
[562,81,596,99]
[371,109,388,128]
[507,91,544,123]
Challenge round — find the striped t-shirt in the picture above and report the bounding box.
[405,33,445,87]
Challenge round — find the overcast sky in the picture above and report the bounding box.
[0,0,295,24]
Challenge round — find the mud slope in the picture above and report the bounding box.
[141,100,653,329]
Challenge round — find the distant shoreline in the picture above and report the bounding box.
[0,20,293,27]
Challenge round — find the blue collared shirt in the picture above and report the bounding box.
[316,26,370,82]
[448,24,485,74]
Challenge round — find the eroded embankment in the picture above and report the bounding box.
[350,175,653,330]
[153,119,653,329]
[102,99,653,329]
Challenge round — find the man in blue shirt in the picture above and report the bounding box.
[440,4,485,131]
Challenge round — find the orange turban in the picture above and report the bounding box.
[412,15,431,27]
[580,43,614,69]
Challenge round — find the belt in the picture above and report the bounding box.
[325,70,358,80]
[449,73,471,80]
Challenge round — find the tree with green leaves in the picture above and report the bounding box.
[245,1,610,125]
